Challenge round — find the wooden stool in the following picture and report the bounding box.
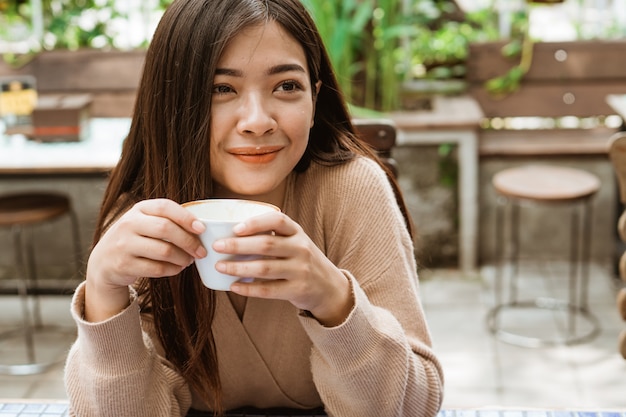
[0,192,81,375]
[486,165,601,347]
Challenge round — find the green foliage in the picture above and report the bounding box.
[0,0,123,52]
[304,0,507,111]
[303,0,416,112]
[304,0,444,111]
[483,9,533,97]
[302,0,375,108]
[0,0,520,109]
[399,6,501,80]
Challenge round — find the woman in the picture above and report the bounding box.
[64,0,444,416]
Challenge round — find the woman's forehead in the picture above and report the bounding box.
[217,21,308,70]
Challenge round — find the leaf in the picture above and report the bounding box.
[501,40,523,58]
[485,65,526,97]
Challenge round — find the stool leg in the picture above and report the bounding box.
[580,199,593,311]
[23,225,43,327]
[494,196,506,318]
[510,201,521,304]
[568,204,581,337]
[12,225,36,363]
[566,199,595,340]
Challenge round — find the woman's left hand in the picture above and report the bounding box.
[213,211,353,327]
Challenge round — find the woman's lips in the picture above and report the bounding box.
[228,145,283,164]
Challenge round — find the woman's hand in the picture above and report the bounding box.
[84,199,207,322]
[213,211,354,327]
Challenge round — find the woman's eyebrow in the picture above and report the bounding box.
[215,64,306,77]
[215,68,243,77]
[266,64,306,76]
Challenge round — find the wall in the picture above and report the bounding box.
[394,145,459,267]
[392,145,617,271]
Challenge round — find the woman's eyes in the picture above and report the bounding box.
[211,80,305,96]
[276,80,304,92]
[212,84,234,95]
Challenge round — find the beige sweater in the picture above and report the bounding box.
[64,157,444,417]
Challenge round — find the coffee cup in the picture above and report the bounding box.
[182,199,280,291]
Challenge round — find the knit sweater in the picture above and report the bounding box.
[64,156,444,417]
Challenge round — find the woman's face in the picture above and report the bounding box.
[209,21,318,206]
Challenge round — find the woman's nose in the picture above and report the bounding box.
[237,93,277,136]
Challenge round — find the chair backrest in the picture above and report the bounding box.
[352,118,398,178]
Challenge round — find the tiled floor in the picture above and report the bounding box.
[420,261,626,410]
[0,262,625,410]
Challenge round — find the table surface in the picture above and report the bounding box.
[0,118,131,175]
[1,400,625,417]
[389,95,485,131]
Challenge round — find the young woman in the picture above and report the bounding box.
[64,0,444,416]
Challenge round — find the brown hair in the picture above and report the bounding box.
[92,0,411,413]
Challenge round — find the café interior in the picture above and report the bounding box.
[1,0,626,416]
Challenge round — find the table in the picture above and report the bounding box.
[389,95,484,274]
[1,400,624,417]
[0,118,131,175]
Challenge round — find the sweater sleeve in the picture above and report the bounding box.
[297,158,444,417]
[64,282,193,417]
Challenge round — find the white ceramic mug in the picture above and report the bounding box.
[182,199,280,291]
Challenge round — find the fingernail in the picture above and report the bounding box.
[215,262,226,272]
[233,223,245,234]
[213,240,225,251]
[192,220,205,233]
[195,246,207,258]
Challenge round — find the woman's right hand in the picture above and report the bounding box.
[84,198,207,322]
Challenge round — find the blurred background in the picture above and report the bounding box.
[2,0,626,271]
[1,0,626,409]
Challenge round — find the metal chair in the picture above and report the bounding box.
[0,191,81,375]
[486,164,601,347]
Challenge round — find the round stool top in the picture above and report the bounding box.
[493,165,600,202]
[0,192,72,226]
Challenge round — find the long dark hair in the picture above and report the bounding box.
[92,0,411,413]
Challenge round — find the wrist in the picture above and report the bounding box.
[84,274,131,322]
[312,273,354,327]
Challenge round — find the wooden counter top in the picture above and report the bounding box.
[0,118,130,175]
[389,95,484,132]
